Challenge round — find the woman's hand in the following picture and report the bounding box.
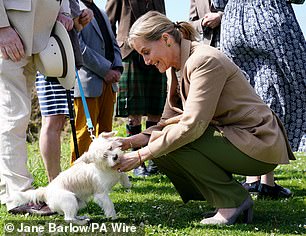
[114,147,153,172]
[113,133,150,151]
[113,137,133,151]
[114,151,141,172]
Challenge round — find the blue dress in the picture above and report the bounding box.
[219,0,306,152]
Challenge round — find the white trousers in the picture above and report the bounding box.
[0,55,37,210]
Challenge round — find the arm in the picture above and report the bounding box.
[114,52,228,172]
[189,0,203,34]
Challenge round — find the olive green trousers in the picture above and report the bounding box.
[154,126,277,208]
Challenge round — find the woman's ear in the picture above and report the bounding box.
[161,33,171,47]
[161,32,169,42]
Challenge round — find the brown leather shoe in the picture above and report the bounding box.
[9,202,56,216]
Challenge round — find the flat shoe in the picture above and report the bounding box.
[241,180,260,193]
[9,202,56,216]
[258,183,292,199]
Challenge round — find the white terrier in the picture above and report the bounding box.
[11,131,131,225]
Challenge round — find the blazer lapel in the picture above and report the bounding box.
[91,18,103,40]
[180,39,191,73]
[166,68,184,113]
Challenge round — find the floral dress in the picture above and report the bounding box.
[219,0,306,152]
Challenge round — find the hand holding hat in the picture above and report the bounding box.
[36,21,76,89]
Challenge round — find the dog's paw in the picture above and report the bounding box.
[120,173,132,189]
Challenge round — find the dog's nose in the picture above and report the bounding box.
[113,154,118,161]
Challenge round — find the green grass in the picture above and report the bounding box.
[0,120,305,235]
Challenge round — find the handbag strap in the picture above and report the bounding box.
[75,69,95,140]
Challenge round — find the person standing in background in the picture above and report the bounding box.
[70,0,123,163]
[105,0,167,177]
[189,0,223,47]
[0,0,71,215]
[220,0,306,198]
[37,0,93,183]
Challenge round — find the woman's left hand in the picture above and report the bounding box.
[114,151,141,172]
[114,147,153,172]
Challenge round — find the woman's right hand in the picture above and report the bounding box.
[113,137,133,151]
[114,133,150,151]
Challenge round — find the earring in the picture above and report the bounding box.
[167,44,171,47]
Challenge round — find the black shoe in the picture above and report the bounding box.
[133,164,149,177]
[258,183,292,199]
[146,160,159,175]
[241,180,260,193]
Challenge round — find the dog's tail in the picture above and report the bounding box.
[11,187,47,206]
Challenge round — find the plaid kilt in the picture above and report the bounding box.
[116,51,167,117]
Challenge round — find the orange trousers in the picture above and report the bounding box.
[70,82,116,163]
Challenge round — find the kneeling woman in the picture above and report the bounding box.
[114,11,295,225]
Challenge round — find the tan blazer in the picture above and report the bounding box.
[144,39,295,165]
[0,0,69,56]
[105,0,166,59]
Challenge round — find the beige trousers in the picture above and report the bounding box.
[0,56,37,210]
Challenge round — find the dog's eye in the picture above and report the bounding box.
[103,153,108,159]
[107,146,112,151]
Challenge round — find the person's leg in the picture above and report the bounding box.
[39,115,66,182]
[258,171,292,198]
[97,81,116,133]
[154,126,276,224]
[243,171,292,198]
[0,57,35,210]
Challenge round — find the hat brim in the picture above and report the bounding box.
[52,21,76,89]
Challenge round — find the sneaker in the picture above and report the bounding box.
[9,202,56,216]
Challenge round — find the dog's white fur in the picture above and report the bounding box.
[11,131,131,224]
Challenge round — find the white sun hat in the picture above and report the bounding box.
[36,21,76,89]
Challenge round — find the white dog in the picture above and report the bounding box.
[11,132,131,225]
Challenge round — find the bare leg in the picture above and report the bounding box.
[245,176,260,184]
[260,171,275,186]
[39,115,66,182]
[147,114,161,123]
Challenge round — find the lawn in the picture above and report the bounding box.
[0,120,305,236]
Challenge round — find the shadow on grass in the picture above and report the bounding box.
[81,196,305,235]
[76,174,306,235]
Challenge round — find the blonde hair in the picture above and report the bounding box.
[128,11,199,47]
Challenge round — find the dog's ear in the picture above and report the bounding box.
[99,131,118,139]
